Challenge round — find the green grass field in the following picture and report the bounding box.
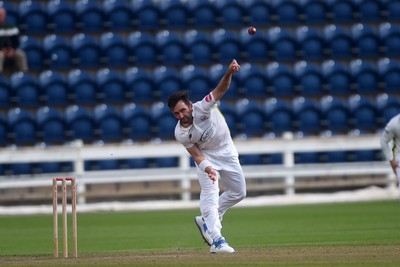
[1,200,400,266]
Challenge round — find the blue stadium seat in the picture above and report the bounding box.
[263,98,294,136]
[156,30,185,66]
[217,101,238,137]
[382,0,400,21]
[292,97,322,134]
[323,25,353,60]
[36,106,65,145]
[377,58,400,93]
[352,149,379,162]
[68,69,97,105]
[11,163,33,175]
[124,67,155,103]
[184,30,213,65]
[351,24,380,59]
[208,63,239,99]
[160,0,188,29]
[353,0,383,22]
[131,0,161,30]
[349,59,379,95]
[10,72,40,108]
[294,61,323,96]
[128,31,158,66]
[295,151,321,164]
[323,150,348,163]
[239,154,263,165]
[47,0,76,33]
[266,62,296,97]
[215,0,245,28]
[376,93,400,125]
[19,35,44,70]
[96,68,125,104]
[43,34,72,70]
[103,0,132,31]
[122,103,153,141]
[65,105,94,143]
[0,113,8,146]
[40,162,73,174]
[125,158,149,169]
[268,27,298,62]
[8,108,37,146]
[187,0,218,29]
[379,23,400,58]
[93,104,123,143]
[0,75,10,109]
[19,1,48,34]
[348,95,378,132]
[299,0,328,25]
[154,66,183,101]
[0,2,18,25]
[295,26,325,61]
[240,28,269,63]
[212,29,241,63]
[242,0,272,26]
[235,98,265,137]
[181,65,211,102]
[75,0,104,32]
[87,159,120,171]
[272,0,301,25]
[238,63,267,99]
[321,60,352,96]
[320,95,349,134]
[39,70,69,107]
[154,157,179,168]
[71,33,101,69]
[100,32,129,67]
[326,0,356,23]
[151,101,176,140]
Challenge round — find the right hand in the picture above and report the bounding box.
[228,59,240,73]
[205,166,218,183]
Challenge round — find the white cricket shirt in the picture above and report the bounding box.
[174,93,238,163]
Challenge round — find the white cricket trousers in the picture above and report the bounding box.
[197,157,246,241]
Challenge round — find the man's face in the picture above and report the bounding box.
[171,100,193,128]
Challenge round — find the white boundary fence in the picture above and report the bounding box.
[0,133,394,204]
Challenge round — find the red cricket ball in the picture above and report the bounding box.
[248,26,256,35]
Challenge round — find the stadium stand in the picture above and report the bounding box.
[0,0,398,204]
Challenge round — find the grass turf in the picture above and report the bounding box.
[0,200,399,266]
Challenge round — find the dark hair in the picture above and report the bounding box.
[167,91,191,110]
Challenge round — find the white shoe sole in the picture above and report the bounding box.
[194,216,213,246]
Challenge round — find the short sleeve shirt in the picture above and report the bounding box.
[174,93,238,159]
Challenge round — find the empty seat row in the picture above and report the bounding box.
[0,94,398,147]
[3,0,400,34]
[20,22,400,72]
[1,58,399,109]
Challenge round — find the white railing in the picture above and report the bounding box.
[0,133,394,204]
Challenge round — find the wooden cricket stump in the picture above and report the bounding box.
[53,177,78,258]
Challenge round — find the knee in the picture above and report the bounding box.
[233,188,246,202]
